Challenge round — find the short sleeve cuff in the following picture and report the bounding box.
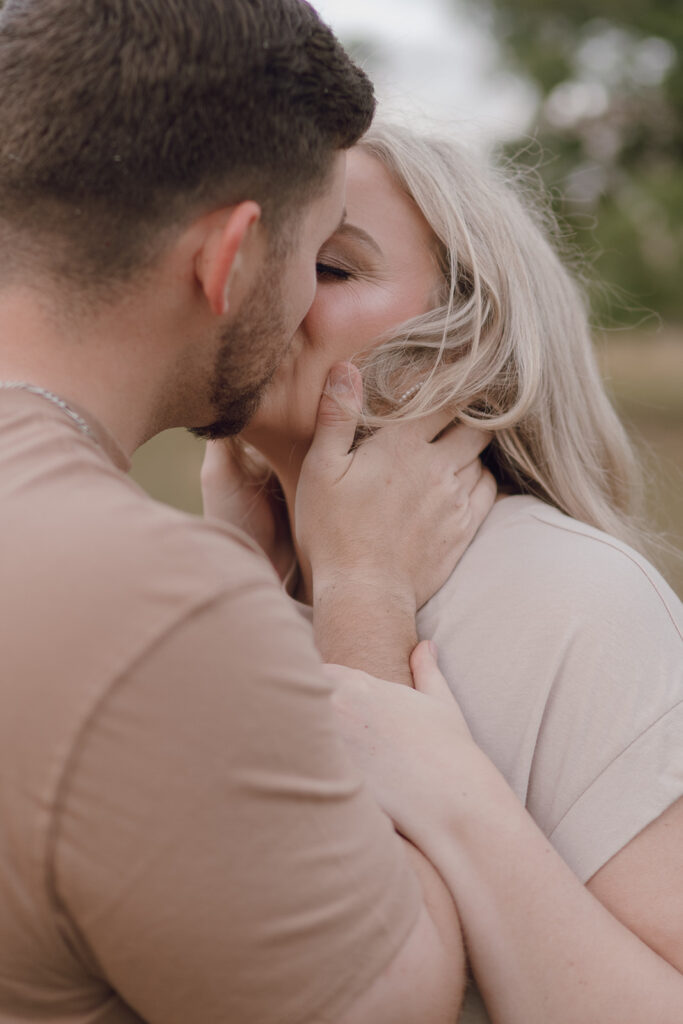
[549,700,683,882]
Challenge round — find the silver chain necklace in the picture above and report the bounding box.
[0,381,95,439]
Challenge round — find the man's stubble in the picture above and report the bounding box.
[189,254,290,440]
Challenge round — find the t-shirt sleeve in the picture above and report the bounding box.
[51,563,420,1024]
[523,527,683,883]
[419,499,683,888]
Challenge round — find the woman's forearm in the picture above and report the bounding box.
[424,750,683,1024]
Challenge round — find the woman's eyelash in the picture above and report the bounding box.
[316,261,352,281]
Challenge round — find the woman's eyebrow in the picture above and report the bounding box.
[335,222,383,256]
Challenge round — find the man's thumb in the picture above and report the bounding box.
[310,362,363,459]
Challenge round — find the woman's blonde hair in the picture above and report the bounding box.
[355,119,653,556]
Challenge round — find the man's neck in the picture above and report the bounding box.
[0,285,181,455]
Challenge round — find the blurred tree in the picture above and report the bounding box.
[466,0,683,325]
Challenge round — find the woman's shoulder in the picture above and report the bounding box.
[418,500,682,885]
[457,494,681,634]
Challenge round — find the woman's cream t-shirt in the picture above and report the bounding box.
[416,495,682,886]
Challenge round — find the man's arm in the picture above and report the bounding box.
[336,865,465,1024]
[53,566,466,1024]
[313,580,418,684]
[299,367,493,1019]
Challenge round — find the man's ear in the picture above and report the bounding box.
[196,200,262,316]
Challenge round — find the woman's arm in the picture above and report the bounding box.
[330,644,683,1024]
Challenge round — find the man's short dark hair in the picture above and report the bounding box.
[0,0,374,288]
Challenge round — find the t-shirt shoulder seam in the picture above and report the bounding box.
[526,509,682,642]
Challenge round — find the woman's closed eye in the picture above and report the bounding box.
[316,260,353,282]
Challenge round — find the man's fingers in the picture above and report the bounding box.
[380,406,456,445]
[388,406,491,447]
[455,457,483,498]
[307,362,363,467]
[383,414,492,468]
[433,423,492,470]
[468,467,497,530]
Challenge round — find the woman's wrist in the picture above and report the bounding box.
[409,743,521,882]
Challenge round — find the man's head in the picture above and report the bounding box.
[190,152,349,438]
[0,0,372,288]
[0,1,373,437]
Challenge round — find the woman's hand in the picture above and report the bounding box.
[201,441,294,582]
[326,641,486,844]
[296,362,497,614]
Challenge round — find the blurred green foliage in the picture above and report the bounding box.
[467,0,683,325]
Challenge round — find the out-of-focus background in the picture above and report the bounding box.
[132,0,682,593]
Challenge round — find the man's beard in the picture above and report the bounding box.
[189,264,288,440]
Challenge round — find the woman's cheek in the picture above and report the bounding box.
[310,288,387,360]
[306,290,352,351]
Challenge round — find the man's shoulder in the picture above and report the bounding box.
[93,470,273,593]
[7,440,274,595]
[0,442,285,735]
[0,404,275,600]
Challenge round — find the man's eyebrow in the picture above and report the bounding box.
[334,221,383,256]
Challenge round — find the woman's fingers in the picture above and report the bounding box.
[410,642,473,733]
[410,642,450,699]
[201,441,244,518]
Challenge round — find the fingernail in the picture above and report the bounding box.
[428,640,438,658]
[325,364,356,395]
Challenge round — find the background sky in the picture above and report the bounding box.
[312,0,537,144]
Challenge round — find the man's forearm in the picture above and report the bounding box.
[314,578,467,1019]
[313,578,417,685]
[401,837,467,991]
[335,839,467,1024]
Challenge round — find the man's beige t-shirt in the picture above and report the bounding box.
[0,390,420,1024]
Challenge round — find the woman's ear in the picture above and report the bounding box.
[196,200,262,316]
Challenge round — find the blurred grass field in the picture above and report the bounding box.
[596,329,683,596]
[131,329,683,596]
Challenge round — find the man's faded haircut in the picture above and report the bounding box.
[0,0,375,290]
